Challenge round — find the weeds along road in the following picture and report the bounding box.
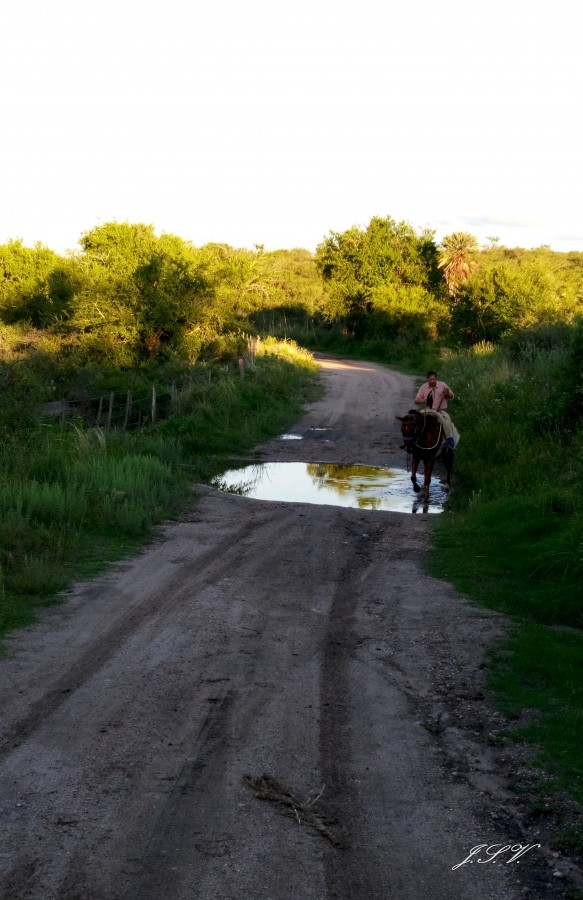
[0,358,566,900]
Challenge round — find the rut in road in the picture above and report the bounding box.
[0,514,285,759]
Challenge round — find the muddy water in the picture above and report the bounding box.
[211,462,446,514]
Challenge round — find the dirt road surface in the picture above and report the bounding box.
[0,358,575,899]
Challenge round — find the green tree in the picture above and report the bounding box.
[198,243,274,326]
[451,259,558,344]
[438,231,479,295]
[133,234,212,359]
[315,216,443,337]
[0,240,61,324]
[264,248,328,316]
[78,221,159,275]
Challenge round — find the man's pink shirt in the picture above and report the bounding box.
[414,381,454,410]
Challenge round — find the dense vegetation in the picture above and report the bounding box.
[1,216,583,834]
[3,218,583,370]
[426,327,583,825]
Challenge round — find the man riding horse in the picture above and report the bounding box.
[413,371,459,450]
[396,370,460,496]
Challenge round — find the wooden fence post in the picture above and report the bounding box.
[106,391,114,429]
[124,390,133,429]
[246,335,259,360]
[96,395,103,426]
[151,384,157,424]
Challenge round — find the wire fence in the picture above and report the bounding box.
[41,380,185,430]
[39,336,261,430]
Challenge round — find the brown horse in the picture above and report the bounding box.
[396,410,453,497]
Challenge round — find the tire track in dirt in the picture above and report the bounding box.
[119,691,235,900]
[319,523,387,897]
[84,498,345,900]
[316,512,522,900]
[0,510,285,758]
[0,505,304,900]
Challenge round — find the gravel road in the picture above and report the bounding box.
[0,357,575,899]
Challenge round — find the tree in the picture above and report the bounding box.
[315,216,444,336]
[78,222,158,275]
[451,259,558,344]
[0,240,60,323]
[438,232,479,295]
[133,235,212,358]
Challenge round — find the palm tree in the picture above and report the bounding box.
[438,232,479,295]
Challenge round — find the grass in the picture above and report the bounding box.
[487,624,583,803]
[430,494,582,627]
[425,337,583,820]
[0,338,322,644]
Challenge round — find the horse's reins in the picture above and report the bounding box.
[416,410,443,451]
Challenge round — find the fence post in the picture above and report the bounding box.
[96,395,104,426]
[106,391,114,429]
[124,390,133,429]
[151,384,157,424]
[246,335,259,360]
[238,358,245,380]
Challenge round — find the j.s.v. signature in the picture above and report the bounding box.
[453,843,541,870]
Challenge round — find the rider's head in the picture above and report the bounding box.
[427,371,437,387]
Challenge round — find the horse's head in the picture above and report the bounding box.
[396,409,444,455]
[395,410,421,441]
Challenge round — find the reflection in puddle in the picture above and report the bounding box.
[211,462,446,514]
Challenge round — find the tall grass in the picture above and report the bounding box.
[251,311,438,374]
[0,339,321,642]
[427,330,583,812]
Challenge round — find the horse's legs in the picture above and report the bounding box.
[443,448,453,490]
[410,456,421,493]
[423,457,435,497]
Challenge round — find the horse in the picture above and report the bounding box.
[395,409,453,497]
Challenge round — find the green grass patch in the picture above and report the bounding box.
[425,337,583,820]
[488,624,583,805]
[0,339,322,644]
[430,496,582,627]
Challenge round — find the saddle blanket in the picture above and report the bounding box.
[422,408,460,448]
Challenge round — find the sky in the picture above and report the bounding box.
[3,0,583,256]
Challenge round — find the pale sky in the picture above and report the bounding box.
[3,0,582,255]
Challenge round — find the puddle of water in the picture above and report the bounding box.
[211,462,446,514]
[276,428,331,441]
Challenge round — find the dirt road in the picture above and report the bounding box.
[0,358,572,899]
